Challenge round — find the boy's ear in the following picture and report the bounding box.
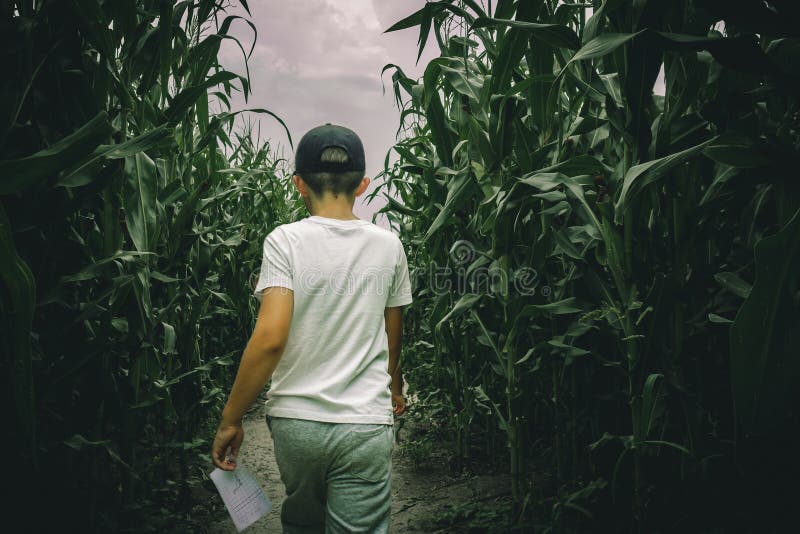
[292,174,309,198]
[353,176,370,197]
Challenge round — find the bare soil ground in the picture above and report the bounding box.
[203,399,510,533]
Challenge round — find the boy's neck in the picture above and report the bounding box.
[309,202,359,221]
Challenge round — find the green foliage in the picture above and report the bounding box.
[0,1,302,530]
[420,499,514,533]
[401,437,435,471]
[378,0,800,530]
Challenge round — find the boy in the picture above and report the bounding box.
[211,123,413,533]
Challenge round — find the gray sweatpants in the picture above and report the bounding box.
[266,415,394,533]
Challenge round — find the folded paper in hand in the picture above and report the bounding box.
[210,466,272,532]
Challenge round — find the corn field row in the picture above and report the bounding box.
[374,0,800,531]
[2,0,799,532]
[2,1,300,530]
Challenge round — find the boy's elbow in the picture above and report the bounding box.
[262,343,286,358]
[250,333,287,357]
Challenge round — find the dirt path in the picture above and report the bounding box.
[206,399,509,533]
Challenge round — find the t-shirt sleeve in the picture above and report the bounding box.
[254,227,293,301]
[386,239,413,307]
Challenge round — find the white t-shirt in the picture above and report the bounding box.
[253,214,413,425]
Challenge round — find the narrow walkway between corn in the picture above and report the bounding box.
[208,395,509,533]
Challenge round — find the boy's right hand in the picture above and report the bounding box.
[392,394,406,416]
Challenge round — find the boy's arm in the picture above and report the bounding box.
[221,286,293,423]
[385,305,405,416]
[212,286,293,470]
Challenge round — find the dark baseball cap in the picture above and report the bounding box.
[294,123,366,174]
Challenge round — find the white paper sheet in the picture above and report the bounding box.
[210,466,272,532]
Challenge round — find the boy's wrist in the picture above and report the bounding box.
[220,405,243,427]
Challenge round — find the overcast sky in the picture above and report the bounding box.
[218,0,440,226]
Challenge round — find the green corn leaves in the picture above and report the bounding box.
[0,204,36,464]
[382,0,800,528]
[123,153,158,253]
[472,17,581,50]
[1,1,301,528]
[0,112,113,194]
[613,137,715,223]
[730,207,800,438]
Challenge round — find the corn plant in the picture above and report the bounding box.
[1,0,301,530]
[377,0,800,530]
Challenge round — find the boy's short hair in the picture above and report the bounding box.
[295,146,363,196]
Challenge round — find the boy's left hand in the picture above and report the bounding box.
[211,423,244,471]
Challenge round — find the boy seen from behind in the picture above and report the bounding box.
[211,123,413,533]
